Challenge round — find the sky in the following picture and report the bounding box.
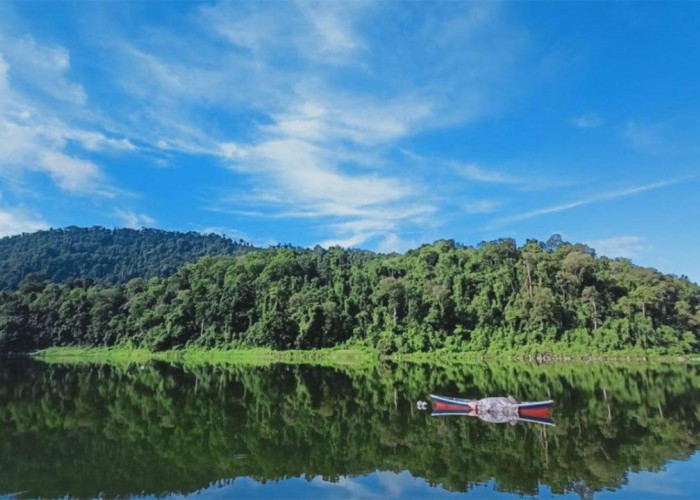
[179,453,700,499]
[0,2,699,281]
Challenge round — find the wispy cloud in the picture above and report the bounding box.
[624,120,668,153]
[114,209,156,229]
[316,204,436,248]
[37,152,101,194]
[0,204,48,237]
[2,2,550,247]
[570,112,604,128]
[465,199,502,214]
[623,118,700,157]
[2,35,87,105]
[456,163,523,184]
[492,179,681,227]
[201,2,366,64]
[586,235,649,259]
[0,33,134,197]
[92,2,536,247]
[376,233,422,254]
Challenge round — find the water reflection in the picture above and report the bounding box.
[0,360,699,499]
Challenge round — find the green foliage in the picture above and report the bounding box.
[0,226,253,289]
[1,234,699,354]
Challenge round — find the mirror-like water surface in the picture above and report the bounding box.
[1,360,699,499]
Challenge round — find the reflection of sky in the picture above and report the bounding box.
[154,453,700,499]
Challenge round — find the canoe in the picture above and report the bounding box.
[430,394,478,415]
[430,394,555,426]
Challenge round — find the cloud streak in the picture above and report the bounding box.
[492,179,682,227]
[456,163,523,184]
[465,199,502,214]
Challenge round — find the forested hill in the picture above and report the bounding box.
[0,226,254,290]
[1,236,699,354]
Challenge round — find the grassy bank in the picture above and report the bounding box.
[32,346,380,368]
[31,345,699,367]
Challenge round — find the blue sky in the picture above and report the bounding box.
[0,2,699,281]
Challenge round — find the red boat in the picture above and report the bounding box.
[430,394,555,426]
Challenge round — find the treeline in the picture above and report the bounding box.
[1,234,699,353]
[0,226,253,289]
[1,361,699,498]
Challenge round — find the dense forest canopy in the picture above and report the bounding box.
[1,229,698,353]
[0,226,253,289]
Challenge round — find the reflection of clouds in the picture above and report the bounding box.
[375,471,426,498]
[312,471,465,499]
[323,471,428,499]
[313,474,380,498]
[156,455,700,499]
[182,471,465,499]
[624,476,684,498]
[616,460,693,498]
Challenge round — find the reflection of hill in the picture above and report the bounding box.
[0,360,698,499]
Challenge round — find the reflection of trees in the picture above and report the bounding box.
[0,361,699,499]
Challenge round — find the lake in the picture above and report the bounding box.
[1,359,699,499]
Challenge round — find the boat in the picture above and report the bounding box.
[429,394,555,426]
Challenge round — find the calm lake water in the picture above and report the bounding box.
[1,360,699,499]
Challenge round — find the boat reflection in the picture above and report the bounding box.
[428,394,555,426]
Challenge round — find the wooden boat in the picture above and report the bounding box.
[430,394,555,426]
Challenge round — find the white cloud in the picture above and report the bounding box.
[0,34,141,196]
[243,138,409,209]
[219,92,436,248]
[0,118,116,196]
[201,2,366,64]
[300,5,362,55]
[0,53,9,91]
[71,2,537,254]
[263,97,434,146]
[465,199,502,214]
[0,2,540,247]
[586,236,649,259]
[319,233,370,249]
[570,112,604,128]
[38,152,100,193]
[493,179,681,226]
[377,233,419,254]
[1,35,86,105]
[0,40,134,197]
[0,206,48,237]
[624,120,667,153]
[63,129,135,152]
[456,163,522,184]
[114,209,156,229]
[316,205,434,249]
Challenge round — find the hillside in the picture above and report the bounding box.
[1,234,698,354]
[0,226,253,290]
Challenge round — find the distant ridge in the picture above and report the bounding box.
[0,226,255,290]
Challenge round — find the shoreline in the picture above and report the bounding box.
[27,346,700,366]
